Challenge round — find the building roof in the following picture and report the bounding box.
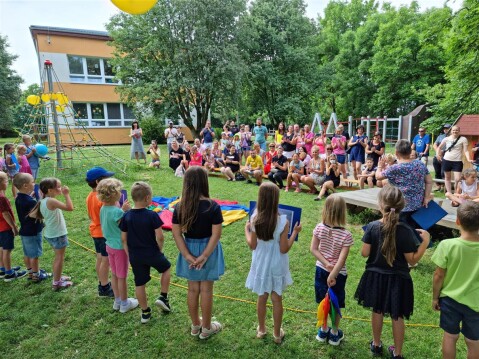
[455,114,479,136]
[30,25,111,41]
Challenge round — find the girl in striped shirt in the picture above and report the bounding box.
[310,195,353,346]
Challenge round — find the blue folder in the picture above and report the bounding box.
[249,201,302,240]
[411,201,448,230]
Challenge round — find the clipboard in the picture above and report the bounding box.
[411,201,448,230]
[249,201,302,241]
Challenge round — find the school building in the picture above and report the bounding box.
[30,25,132,145]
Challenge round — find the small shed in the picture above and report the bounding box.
[452,114,479,166]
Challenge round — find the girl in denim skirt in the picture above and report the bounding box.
[37,178,74,291]
[172,167,224,339]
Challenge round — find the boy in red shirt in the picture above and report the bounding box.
[86,167,115,297]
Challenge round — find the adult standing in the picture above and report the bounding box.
[281,125,296,159]
[314,130,328,159]
[229,120,239,136]
[172,167,224,339]
[331,125,348,180]
[366,132,385,169]
[130,121,146,164]
[437,126,472,194]
[432,124,451,191]
[348,125,368,180]
[375,139,433,242]
[275,122,286,145]
[411,127,430,165]
[200,121,215,149]
[253,118,268,151]
[164,121,178,154]
[304,124,315,155]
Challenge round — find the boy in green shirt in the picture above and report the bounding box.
[432,201,479,359]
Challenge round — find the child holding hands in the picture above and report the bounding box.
[310,194,353,345]
[431,201,479,359]
[245,182,302,344]
[97,178,138,313]
[355,186,430,359]
[119,182,171,323]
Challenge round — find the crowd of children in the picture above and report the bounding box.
[1,134,478,358]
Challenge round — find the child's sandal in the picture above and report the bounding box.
[199,321,222,340]
[256,326,267,339]
[191,324,202,336]
[273,328,285,344]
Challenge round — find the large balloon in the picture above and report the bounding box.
[26,95,40,106]
[111,0,157,15]
[56,93,69,105]
[34,144,49,157]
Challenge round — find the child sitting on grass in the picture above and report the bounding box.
[432,201,479,359]
[97,178,138,313]
[445,168,479,207]
[0,172,25,281]
[14,173,48,282]
[119,181,171,323]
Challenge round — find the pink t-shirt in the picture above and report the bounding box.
[18,155,32,174]
[304,131,314,154]
[331,136,346,156]
[313,223,354,275]
[189,152,203,166]
[315,137,326,155]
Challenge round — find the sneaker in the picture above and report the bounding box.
[155,296,171,312]
[246,180,253,184]
[32,271,50,283]
[370,341,383,356]
[388,346,404,359]
[12,266,21,271]
[199,321,222,340]
[2,265,21,278]
[52,279,73,291]
[141,308,152,324]
[0,271,5,279]
[113,301,121,311]
[328,329,344,346]
[315,327,330,343]
[4,270,27,282]
[98,283,115,298]
[120,298,139,313]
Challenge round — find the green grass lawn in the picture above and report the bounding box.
[0,143,459,359]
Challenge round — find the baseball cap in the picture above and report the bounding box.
[443,124,451,128]
[86,167,115,182]
[168,121,173,125]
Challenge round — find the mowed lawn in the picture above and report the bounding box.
[0,142,460,359]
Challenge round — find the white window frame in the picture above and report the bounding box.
[72,102,132,128]
[67,55,119,85]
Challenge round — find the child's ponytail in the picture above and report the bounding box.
[378,186,405,267]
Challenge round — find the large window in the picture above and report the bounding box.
[67,55,118,84]
[72,102,133,127]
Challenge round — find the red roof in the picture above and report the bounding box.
[456,114,479,136]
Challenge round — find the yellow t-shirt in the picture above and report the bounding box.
[246,155,264,170]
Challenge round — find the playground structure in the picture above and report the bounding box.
[17,60,129,176]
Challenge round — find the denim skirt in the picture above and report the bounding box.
[176,237,225,281]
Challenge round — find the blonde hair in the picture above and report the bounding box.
[322,194,347,227]
[384,153,396,164]
[0,172,8,182]
[17,144,27,154]
[131,181,152,202]
[462,168,477,180]
[22,135,31,142]
[378,186,405,267]
[97,178,123,203]
[253,182,279,240]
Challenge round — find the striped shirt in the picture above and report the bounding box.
[313,223,354,275]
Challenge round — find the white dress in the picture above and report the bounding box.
[245,215,292,295]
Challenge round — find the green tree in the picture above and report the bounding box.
[240,0,318,126]
[0,35,23,135]
[107,0,246,137]
[12,83,42,131]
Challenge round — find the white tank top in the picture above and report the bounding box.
[461,180,478,197]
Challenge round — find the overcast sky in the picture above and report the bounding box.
[0,0,462,89]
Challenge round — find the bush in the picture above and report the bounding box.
[141,117,166,144]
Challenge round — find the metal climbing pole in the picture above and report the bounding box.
[44,59,63,169]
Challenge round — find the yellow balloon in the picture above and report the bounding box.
[111,0,157,15]
[57,93,69,105]
[55,105,64,113]
[26,95,40,106]
[41,93,52,103]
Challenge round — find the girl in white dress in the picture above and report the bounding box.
[244,182,302,344]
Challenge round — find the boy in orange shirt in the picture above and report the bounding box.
[86,167,115,297]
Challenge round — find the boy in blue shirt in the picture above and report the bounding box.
[14,173,49,282]
[411,127,430,165]
[253,117,268,151]
[119,181,171,323]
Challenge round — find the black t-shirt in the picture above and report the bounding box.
[119,208,163,259]
[282,133,296,152]
[172,199,223,238]
[169,147,185,169]
[15,193,43,236]
[362,220,417,277]
[224,152,240,173]
[367,141,385,167]
[271,155,288,171]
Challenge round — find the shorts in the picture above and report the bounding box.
[349,150,365,163]
[129,252,171,286]
[45,235,69,250]
[204,142,213,149]
[241,146,250,152]
[106,246,129,279]
[92,237,108,257]
[336,154,346,164]
[440,296,479,340]
[310,173,326,186]
[442,159,463,173]
[315,266,347,308]
[21,232,43,258]
[0,230,14,250]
